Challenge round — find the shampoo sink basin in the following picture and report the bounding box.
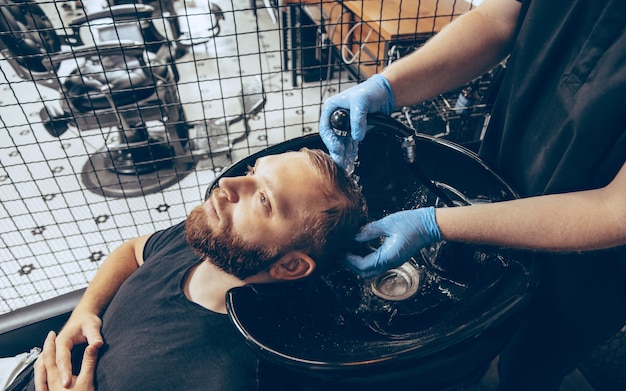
[220,115,538,390]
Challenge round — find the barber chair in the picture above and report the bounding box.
[0,1,220,197]
[112,0,184,41]
[111,0,225,50]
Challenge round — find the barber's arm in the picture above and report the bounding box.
[320,0,521,169]
[382,0,520,106]
[34,235,151,390]
[348,162,626,277]
[436,161,626,252]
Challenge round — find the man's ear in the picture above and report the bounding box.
[269,251,316,281]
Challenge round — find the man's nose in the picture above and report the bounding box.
[217,176,253,202]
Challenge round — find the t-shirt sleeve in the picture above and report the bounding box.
[142,220,186,264]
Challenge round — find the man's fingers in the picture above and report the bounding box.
[55,341,74,387]
[42,331,57,359]
[33,355,50,391]
[54,331,77,381]
[78,345,98,380]
[35,331,57,391]
[84,325,104,349]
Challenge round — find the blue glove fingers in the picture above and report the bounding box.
[319,133,357,171]
[319,74,395,169]
[319,95,355,169]
[319,107,347,169]
[346,236,408,278]
[348,223,414,278]
[350,105,369,142]
[343,138,359,174]
[347,207,441,278]
[345,253,386,278]
[354,219,388,242]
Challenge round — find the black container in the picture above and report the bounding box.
[217,116,538,390]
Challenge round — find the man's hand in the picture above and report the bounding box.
[34,331,97,391]
[319,74,395,171]
[346,207,441,278]
[35,314,103,390]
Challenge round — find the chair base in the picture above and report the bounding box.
[81,146,195,198]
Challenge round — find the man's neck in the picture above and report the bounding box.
[183,261,245,314]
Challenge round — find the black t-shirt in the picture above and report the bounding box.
[9,221,263,391]
[92,221,260,391]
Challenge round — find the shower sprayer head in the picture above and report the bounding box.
[329,108,351,137]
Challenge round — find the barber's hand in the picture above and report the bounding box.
[34,331,97,391]
[319,74,395,170]
[35,313,103,390]
[346,207,441,278]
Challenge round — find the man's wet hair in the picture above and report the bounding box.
[288,147,368,274]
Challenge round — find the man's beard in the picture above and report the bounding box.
[184,204,281,280]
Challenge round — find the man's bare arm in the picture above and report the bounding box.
[67,234,150,322]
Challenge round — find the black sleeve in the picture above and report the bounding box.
[141,220,186,264]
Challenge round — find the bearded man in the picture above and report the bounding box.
[7,148,367,391]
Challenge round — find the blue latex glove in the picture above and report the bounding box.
[346,207,441,278]
[319,74,396,171]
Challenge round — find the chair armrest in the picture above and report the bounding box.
[69,4,155,27]
[0,289,85,357]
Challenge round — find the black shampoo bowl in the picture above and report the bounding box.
[222,117,538,390]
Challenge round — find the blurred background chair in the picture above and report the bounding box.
[110,0,225,49]
[0,0,223,197]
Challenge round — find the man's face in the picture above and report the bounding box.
[185,151,332,279]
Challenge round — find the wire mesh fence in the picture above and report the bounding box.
[0,0,623,388]
[0,0,488,314]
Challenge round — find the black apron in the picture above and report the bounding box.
[479,0,626,389]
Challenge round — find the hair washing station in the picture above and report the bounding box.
[0,114,537,390]
[223,112,539,390]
